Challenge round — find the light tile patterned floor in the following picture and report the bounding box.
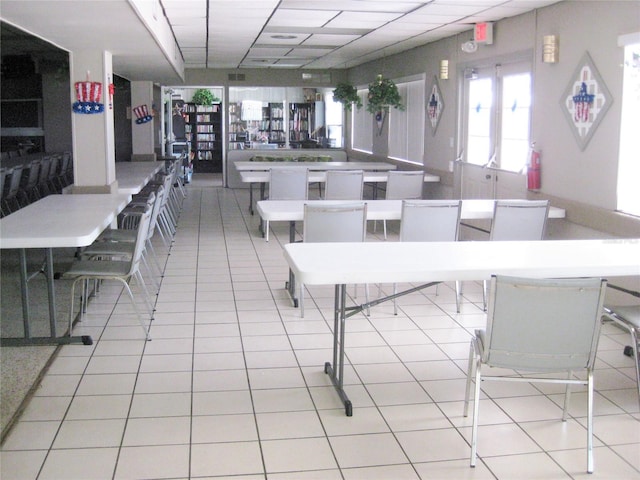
[1,184,639,480]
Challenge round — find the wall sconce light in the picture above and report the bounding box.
[440,60,449,80]
[542,35,559,63]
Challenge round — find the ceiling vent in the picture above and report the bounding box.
[228,73,246,81]
[302,72,331,84]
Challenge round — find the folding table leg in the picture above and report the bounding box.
[324,284,352,416]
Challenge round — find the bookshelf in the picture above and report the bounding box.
[184,102,222,172]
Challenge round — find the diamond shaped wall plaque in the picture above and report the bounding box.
[427,77,444,134]
[560,52,612,151]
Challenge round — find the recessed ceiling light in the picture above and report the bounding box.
[271,34,297,40]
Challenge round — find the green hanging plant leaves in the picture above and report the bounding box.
[332,82,362,110]
[192,88,220,105]
[366,74,404,113]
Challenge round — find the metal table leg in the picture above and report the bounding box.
[285,221,299,307]
[324,284,352,416]
[249,183,254,214]
[1,248,93,347]
[321,280,441,416]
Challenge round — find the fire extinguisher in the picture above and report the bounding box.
[527,145,541,190]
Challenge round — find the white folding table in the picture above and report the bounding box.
[0,193,132,346]
[284,238,640,416]
[256,198,566,241]
[234,161,399,214]
[260,199,566,305]
[115,161,165,195]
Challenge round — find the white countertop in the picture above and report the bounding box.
[241,171,440,184]
[284,239,640,285]
[234,161,397,171]
[0,193,131,249]
[257,199,565,222]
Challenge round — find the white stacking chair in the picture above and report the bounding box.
[489,199,550,241]
[2,165,24,214]
[0,167,9,217]
[379,170,424,239]
[35,156,52,199]
[83,189,164,292]
[324,170,364,200]
[142,172,177,244]
[464,275,607,474]
[263,167,309,242]
[300,202,368,317]
[18,158,41,206]
[481,199,550,309]
[64,204,154,340]
[603,305,640,409]
[392,200,462,314]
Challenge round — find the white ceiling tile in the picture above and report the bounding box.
[286,48,334,58]
[432,0,505,6]
[56,0,563,71]
[302,34,361,46]
[414,3,490,16]
[279,0,427,12]
[268,9,339,28]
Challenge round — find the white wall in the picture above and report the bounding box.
[346,0,640,236]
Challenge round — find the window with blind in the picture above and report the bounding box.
[352,89,372,153]
[388,77,425,164]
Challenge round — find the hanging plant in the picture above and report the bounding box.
[366,74,404,113]
[191,88,219,106]
[332,82,362,110]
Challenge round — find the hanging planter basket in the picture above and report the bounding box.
[366,74,404,114]
[332,82,362,110]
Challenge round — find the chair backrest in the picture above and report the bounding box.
[0,167,12,201]
[324,170,364,200]
[386,171,424,200]
[57,152,70,176]
[303,202,367,243]
[119,191,155,230]
[269,167,309,200]
[37,156,51,185]
[154,171,174,209]
[62,152,73,178]
[145,185,164,240]
[47,155,60,181]
[484,275,607,371]
[128,205,153,275]
[490,199,549,241]
[400,200,462,242]
[6,165,24,197]
[23,159,41,189]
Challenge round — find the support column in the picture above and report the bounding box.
[69,50,117,194]
[131,81,156,162]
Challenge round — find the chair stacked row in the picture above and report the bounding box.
[0,151,73,217]
[64,158,187,341]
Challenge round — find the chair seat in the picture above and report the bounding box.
[606,305,640,328]
[81,241,135,259]
[64,259,131,278]
[96,229,137,243]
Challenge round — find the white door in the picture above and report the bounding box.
[459,58,532,200]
